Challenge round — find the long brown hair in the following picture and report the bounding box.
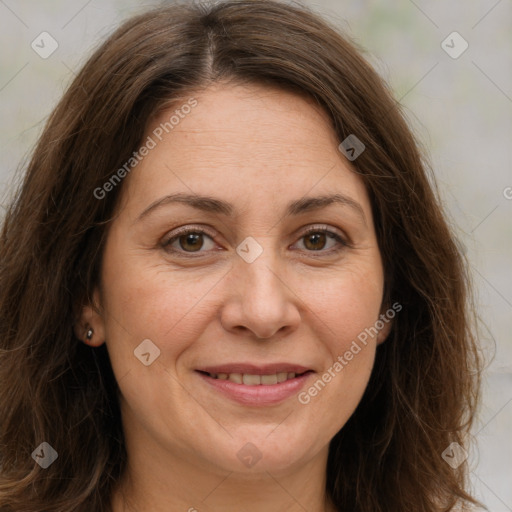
[0,1,483,510]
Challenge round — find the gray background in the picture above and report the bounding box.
[0,0,510,509]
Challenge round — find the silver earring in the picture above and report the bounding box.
[85,326,94,342]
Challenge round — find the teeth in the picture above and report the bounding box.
[208,371,299,385]
[243,374,261,385]
[228,373,242,384]
[261,374,278,385]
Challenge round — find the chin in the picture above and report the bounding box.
[198,425,328,475]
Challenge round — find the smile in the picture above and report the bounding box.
[195,365,314,406]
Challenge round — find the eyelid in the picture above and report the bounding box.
[300,224,348,242]
[164,224,218,241]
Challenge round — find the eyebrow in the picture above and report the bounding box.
[136,192,366,224]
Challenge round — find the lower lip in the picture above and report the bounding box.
[196,371,314,406]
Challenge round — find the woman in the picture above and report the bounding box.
[0,1,483,510]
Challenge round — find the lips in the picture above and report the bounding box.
[195,363,314,406]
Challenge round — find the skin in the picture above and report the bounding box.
[76,81,392,512]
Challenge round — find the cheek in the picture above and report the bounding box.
[295,263,383,413]
[303,260,384,346]
[100,250,224,374]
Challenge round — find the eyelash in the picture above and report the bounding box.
[161,224,350,258]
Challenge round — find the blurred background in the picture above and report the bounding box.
[0,0,510,509]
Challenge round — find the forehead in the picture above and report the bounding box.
[118,82,371,218]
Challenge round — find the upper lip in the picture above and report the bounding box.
[196,363,313,375]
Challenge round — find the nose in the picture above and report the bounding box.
[219,241,302,339]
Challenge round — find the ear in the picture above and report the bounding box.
[376,307,394,346]
[73,288,106,347]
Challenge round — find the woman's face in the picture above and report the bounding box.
[86,82,390,476]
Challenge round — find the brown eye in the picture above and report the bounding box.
[163,229,216,255]
[178,232,205,252]
[303,232,328,251]
[296,228,347,254]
